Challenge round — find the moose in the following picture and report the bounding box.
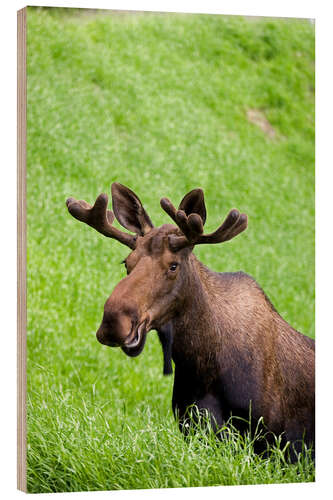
[66,183,315,460]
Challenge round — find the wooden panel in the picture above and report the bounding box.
[17,6,27,493]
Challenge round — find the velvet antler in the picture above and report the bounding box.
[66,193,137,249]
[160,189,248,251]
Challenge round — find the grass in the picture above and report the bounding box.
[26,7,315,493]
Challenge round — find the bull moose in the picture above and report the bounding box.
[66,183,315,460]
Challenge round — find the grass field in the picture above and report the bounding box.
[26,7,315,493]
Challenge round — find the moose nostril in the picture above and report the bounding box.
[96,327,119,347]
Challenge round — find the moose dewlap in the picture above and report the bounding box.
[66,182,315,460]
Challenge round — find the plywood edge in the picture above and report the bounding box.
[17,6,27,493]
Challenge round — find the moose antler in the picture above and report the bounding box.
[66,193,137,249]
[160,191,248,251]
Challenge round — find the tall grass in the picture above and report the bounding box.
[26,7,315,492]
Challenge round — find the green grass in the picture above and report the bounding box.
[26,7,315,493]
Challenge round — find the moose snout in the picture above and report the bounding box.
[96,306,139,347]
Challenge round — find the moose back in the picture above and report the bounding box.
[66,183,315,459]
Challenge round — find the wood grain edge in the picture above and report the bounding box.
[17,6,27,493]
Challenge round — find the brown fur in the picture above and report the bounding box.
[171,256,314,439]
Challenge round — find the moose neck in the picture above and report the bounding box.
[171,254,223,378]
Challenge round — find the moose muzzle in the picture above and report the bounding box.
[96,295,149,357]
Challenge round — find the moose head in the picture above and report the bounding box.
[66,183,247,357]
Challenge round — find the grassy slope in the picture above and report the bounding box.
[26,8,315,492]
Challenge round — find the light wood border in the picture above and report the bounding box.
[17,6,27,493]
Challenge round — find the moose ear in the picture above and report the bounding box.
[111,183,154,236]
[178,188,207,225]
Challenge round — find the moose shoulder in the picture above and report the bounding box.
[66,183,315,460]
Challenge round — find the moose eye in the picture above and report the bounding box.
[169,262,179,272]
